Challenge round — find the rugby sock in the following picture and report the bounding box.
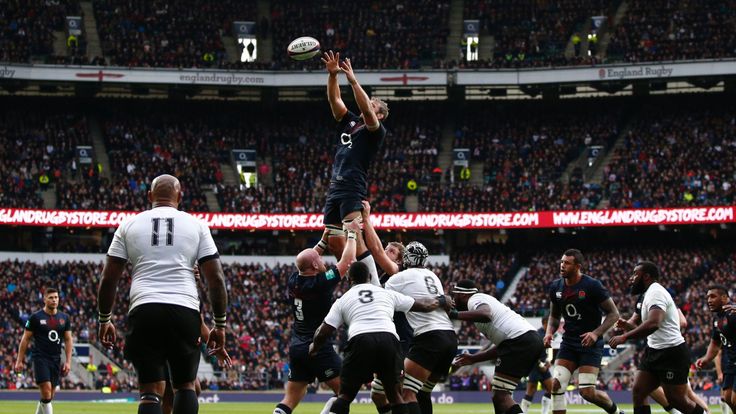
[138,402,162,414]
[541,394,552,414]
[377,404,392,414]
[606,402,620,414]
[320,397,337,414]
[634,406,652,414]
[274,403,292,414]
[721,399,731,414]
[689,405,705,414]
[664,405,674,413]
[37,399,53,414]
[521,397,532,413]
[407,402,421,414]
[417,390,433,414]
[506,404,524,414]
[330,397,350,414]
[173,389,198,414]
[391,404,409,414]
[670,409,683,414]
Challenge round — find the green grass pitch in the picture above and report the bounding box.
[0,402,722,414]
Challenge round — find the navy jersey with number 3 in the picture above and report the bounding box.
[330,111,385,198]
[549,275,610,341]
[712,308,736,372]
[288,266,342,345]
[25,310,70,360]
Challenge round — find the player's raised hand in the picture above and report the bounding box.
[723,304,736,314]
[361,200,371,217]
[339,58,357,84]
[13,359,25,372]
[579,331,598,347]
[99,322,117,349]
[345,217,363,233]
[543,333,553,348]
[321,51,341,76]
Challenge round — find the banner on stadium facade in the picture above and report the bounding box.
[231,149,256,167]
[453,148,471,167]
[66,16,83,36]
[76,146,93,164]
[0,206,732,230]
[232,21,256,39]
[463,20,480,35]
[591,16,606,32]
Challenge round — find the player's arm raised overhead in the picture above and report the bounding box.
[361,201,399,276]
[322,51,348,122]
[313,228,330,255]
[339,58,380,131]
[335,220,360,276]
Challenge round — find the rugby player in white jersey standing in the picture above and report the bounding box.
[310,262,452,414]
[450,280,545,414]
[97,174,228,414]
[384,242,458,414]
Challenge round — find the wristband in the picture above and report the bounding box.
[347,231,357,240]
[214,314,227,329]
[448,309,459,320]
[316,239,328,250]
[98,311,112,324]
[437,295,447,308]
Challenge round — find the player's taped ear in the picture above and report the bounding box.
[577,372,598,389]
[552,365,572,411]
[370,378,385,395]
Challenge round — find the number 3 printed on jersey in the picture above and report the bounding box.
[151,218,174,246]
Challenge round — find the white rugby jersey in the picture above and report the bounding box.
[467,293,535,345]
[384,267,454,336]
[324,283,415,341]
[642,282,685,349]
[107,206,219,312]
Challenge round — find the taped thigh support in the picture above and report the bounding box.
[552,365,572,411]
[492,376,518,392]
[578,372,598,389]
[403,374,424,394]
[371,378,385,395]
[326,224,344,238]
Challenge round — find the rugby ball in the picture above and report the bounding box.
[287,36,321,61]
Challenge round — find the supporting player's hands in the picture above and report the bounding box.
[608,334,627,348]
[452,353,475,368]
[322,50,341,76]
[99,321,117,349]
[345,218,363,233]
[339,58,357,84]
[615,318,635,332]
[61,362,70,376]
[13,359,25,372]
[543,333,554,348]
[723,304,736,314]
[694,357,710,370]
[579,331,599,347]
[361,200,371,217]
[440,295,455,311]
[206,327,226,360]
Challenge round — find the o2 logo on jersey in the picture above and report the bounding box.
[48,330,60,345]
[565,304,583,321]
[340,133,353,148]
[721,333,730,348]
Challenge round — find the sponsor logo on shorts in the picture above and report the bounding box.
[666,371,674,380]
[325,369,335,377]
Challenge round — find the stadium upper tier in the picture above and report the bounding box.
[0,95,732,214]
[2,0,734,68]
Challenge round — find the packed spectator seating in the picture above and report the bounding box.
[420,102,618,212]
[607,0,736,63]
[270,0,451,70]
[92,0,257,68]
[461,0,612,68]
[602,99,736,209]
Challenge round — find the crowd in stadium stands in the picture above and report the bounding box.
[602,104,736,209]
[606,0,736,63]
[0,111,91,209]
[419,104,618,212]
[461,0,611,68]
[270,0,451,70]
[92,0,257,68]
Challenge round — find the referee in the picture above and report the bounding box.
[97,174,228,414]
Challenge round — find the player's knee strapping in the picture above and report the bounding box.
[491,376,518,392]
[420,381,435,393]
[140,393,162,404]
[403,374,424,394]
[577,373,597,389]
[552,365,572,411]
[371,378,385,395]
[326,224,344,238]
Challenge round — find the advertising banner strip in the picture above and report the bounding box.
[0,207,732,230]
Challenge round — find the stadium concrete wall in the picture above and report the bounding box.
[0,390,725,405]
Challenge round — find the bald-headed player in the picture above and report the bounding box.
[321,50,388,260]
[273,221,361,414]
[98,174,229,414]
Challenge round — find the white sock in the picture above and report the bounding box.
[670,408,683,414]
[520,398,532,413]
[721,400,731,414]
[321,396,337,414]
[36,401,52,414]
[541,395,552,414]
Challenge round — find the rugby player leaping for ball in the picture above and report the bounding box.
[321,50,388,259]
